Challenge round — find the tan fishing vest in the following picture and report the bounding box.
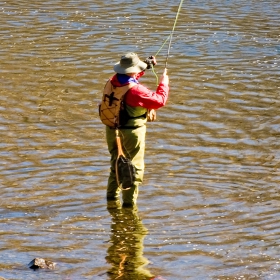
[99,79,136,128]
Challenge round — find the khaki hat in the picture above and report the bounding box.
[114,52,147,74]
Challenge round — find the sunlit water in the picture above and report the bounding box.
[0,1,279,279]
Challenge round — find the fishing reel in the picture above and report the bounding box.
[144,56,157,69]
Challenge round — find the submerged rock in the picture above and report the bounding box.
[28,258,56,270]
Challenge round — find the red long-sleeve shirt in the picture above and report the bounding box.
[110,72,169,110]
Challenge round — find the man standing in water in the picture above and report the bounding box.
[104,52,169,207]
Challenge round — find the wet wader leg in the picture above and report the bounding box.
[106,125,146,205]
[106,126,120,200]
[121,126,146,206]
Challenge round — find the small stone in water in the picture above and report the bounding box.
[28,258,56,270]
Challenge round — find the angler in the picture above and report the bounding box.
[100,52,169,207]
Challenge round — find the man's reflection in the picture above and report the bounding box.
[106,200,153,279]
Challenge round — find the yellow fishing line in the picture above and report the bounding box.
[152,0,184,85]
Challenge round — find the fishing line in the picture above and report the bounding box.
[151,35,170,85]
[165,0,184,68]
[151,0,184,84]
[155,35,170,57]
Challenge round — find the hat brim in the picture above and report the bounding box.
[114,60,147,74]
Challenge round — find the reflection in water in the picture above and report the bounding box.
[106,201,153,280]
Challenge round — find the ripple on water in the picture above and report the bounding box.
[1,0,280,279]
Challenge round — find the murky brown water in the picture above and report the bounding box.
[0,0,279,279]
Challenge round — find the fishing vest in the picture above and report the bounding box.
[99,79,137,128]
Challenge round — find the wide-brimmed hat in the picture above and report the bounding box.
[113,52,147,74]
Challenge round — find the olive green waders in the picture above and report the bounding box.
[106,125,146,205]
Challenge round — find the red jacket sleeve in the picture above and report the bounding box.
[125,81,169,110]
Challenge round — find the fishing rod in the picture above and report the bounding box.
[151,0,184,84]
[165,0,184,68]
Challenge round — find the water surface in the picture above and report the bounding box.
[0,0,280,279]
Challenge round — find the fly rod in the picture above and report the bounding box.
[151,0,184,84]
[165,0,184,68]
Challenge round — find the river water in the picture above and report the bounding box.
[0,1,279,279]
